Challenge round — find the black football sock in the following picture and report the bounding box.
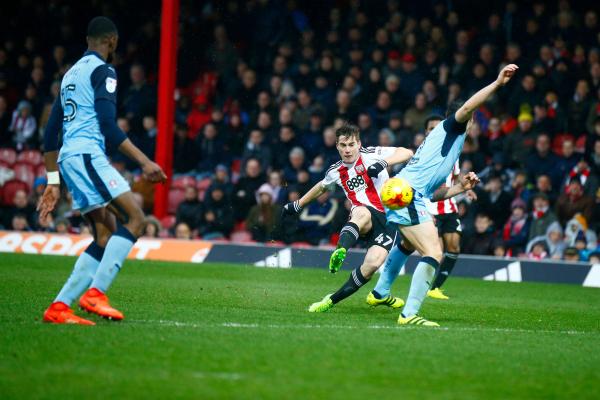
[431,252,459,289]
[337,222,360,250]
[330,267,370,304]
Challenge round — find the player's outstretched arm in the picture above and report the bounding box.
[430,172,480,202]
[282,182,327,216]
[367,147,414,177]
[455,64,519,123]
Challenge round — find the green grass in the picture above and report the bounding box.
[1,253,599,399]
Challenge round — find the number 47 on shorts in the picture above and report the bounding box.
[375,233,393,246]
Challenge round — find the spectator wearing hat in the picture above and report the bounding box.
[525,133,560,183]
[555,177,594,226]
[9,100,36,150]
[502,198,531,256]
[398,53,424,100]
[564,213,598,252]
[503,111,537,167]
[246,183,281,242]
[526,221,567,260]
[208,164,233,200]
[528,192,558,241]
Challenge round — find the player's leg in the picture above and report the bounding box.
[329,206,373,273]
[79,192,144,320]
[309,245,388,312]
[397,221,443,326]
[370,237,414,299]
[429,228,460,299]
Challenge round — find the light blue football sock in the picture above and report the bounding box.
[91,225,137,293]
[402,257,440,317]
[372,243,412,298]
[55,242,105,305]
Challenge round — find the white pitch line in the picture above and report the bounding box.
[129,319,598,336]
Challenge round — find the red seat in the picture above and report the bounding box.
[160,215,176,229]
[16,150,43,166]
[12,162,35,190]
[196,178,212,191]
[230,230,254,243]
[1,179,29,206]
[35,164,46,177]
[0,148,17,166]
[167,188,185,214]
[172,176,196,190]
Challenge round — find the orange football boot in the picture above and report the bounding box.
[43,302,95,325]
[79,288,124,321]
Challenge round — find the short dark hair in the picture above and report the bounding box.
[87,16,118,39]
[424,114,444,130]
[446,100,464,117]
[335,122,360,141]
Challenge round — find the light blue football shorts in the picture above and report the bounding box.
[59,153,130,214]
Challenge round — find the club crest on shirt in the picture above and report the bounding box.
[355,164,365,174]
[105,77,117,93]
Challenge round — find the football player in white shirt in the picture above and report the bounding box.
[282,122,413,312]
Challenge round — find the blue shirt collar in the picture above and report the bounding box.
[83,50,105,62]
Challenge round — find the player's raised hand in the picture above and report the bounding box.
[367,160,388,178]
[460,172,480,191]
[37,184,60,224]
[282,200,302,216]
[142,161,167,183]
[496,64,519,86]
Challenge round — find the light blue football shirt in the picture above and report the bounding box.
[398,115,467,198]
[58,50,117,162]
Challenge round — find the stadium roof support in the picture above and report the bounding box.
[154,0,179,218]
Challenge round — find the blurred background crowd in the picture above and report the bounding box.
[0,0,599,263]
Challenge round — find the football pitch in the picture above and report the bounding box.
[1,254,599,399]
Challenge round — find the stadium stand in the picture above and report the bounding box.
[0,1,599,261]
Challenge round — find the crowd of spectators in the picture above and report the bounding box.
[1,1,600,263]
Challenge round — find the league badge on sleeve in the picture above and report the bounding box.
[106,77,117,93]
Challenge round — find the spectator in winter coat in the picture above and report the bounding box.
[176,186,203,231]
[502,198,531,256]
[200,187,234,239]
[233,158,266,221]
[246,183,281,242]
[9,100,36,150]
[462,213,496,256]
[528,192,558,241]
[526,221,567,260]
[555,177,594,226]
